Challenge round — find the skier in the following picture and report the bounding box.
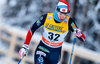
[19,1,86,64]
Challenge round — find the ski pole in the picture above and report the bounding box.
[69,36,76,64]
[18,58,23,64]
[18,55,25,64]
[69,22,77,64]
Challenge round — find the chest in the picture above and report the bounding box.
[44,15,69,34]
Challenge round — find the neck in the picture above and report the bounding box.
[53,10,63,22]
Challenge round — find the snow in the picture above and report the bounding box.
[79,0,87,5]
[9,0,17,7]
[0,0,6,6]
[95,0,100,12]
[0,40,9,51]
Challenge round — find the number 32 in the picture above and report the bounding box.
[48,32,60,41]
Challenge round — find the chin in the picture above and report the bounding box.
[60,19,64,21]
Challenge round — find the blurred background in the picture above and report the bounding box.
[0,0,100,64]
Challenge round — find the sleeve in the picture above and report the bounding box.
[68,18,86,42]
[77,33,86,42]
[24,14,47,45]
[68,17,78,32]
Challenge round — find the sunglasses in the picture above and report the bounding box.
[57,12,68,17]
[56,7,70,14]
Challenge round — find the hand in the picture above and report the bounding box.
[19,44,29,58]
[74,29,86,42]
[74,29,82,37]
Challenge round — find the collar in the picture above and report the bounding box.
[53,10,63,22]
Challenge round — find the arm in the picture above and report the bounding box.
[24,14,47,45]
[19,14,47,58]
[68,18,86,42]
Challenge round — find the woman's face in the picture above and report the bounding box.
[57,12,67,21]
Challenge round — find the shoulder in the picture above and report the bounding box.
[69,17,75,23]
[42,13,54,19]
[47,13,54,15]
[43,13,47,17]
[40,13,54,19]
[38,13,48,22]
[41,14,47,19]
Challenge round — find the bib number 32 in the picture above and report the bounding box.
[48,32,60,41]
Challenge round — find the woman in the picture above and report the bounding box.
[19,1,85,64]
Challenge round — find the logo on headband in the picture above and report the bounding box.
[62,9,66,12]
[60,8,67,13]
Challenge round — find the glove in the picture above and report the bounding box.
[74,29,86,42]
[74,29,82,37]
[19,44,29,58]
